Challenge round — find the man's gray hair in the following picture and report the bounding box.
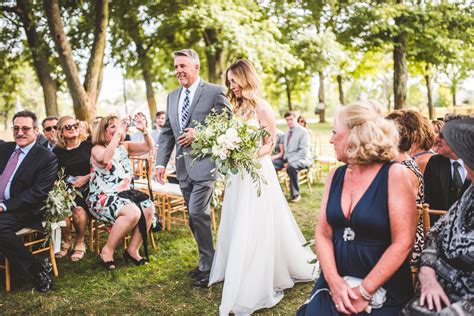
[173,49,200,66]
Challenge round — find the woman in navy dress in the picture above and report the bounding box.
[298,101,417,315]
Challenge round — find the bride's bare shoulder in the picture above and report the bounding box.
[255,99,274,117]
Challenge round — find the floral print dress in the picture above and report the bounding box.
[88,145,153,224]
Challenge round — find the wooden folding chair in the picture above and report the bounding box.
[421,203,447,236]
[410,204,424,289]
[314,156,338,183]
[0,228,58,292]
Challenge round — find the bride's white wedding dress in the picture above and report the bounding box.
[208,118,317,316]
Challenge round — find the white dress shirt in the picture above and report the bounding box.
[177,77,201,123]
[1,142,36,211]
[450,159,467,183]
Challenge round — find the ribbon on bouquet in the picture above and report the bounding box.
[50,221,67,253]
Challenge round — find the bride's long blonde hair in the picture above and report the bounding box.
[225,59,262,119]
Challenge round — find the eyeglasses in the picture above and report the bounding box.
[63,123,79,131]
[12,126,34,133]
[44,126,57,132]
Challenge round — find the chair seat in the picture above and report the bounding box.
[15,228,38,236]
[316,156,337,163]
[135,181,183,196]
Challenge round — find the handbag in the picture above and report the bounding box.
[343,276,387,311]
[117,189,152,261]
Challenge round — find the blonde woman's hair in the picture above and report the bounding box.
[339,100,399,164]
[225,59,262,118]
[55,116,86,149]
[92,115,118,146]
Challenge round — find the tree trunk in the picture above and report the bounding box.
[203,28,224,84]
[17,0,58,116]
[393,0,408,110]
[337,74,345,105]
[126,10,157,117]
[284,76,293,111]
[451,83,457,107]
[424,74,434,119]
[318,71,326,123]
[83,0,108,110]
[44,0,93,121]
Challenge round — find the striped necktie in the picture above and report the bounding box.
[180,88,191,130]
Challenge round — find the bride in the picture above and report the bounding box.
[208,59,317,315]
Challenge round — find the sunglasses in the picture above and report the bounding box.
[63,123,79,131]
[12,126,34,133]
[44,126,57,132]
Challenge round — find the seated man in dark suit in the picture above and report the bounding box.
[424,116,471,223]
[0,110,58,292]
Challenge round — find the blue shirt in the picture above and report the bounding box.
[0,142,36,211]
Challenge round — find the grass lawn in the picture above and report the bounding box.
[1,122,332,314]
[0,182,325,315]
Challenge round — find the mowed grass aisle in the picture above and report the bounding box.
[0,182,324,315]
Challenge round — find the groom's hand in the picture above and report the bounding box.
[177,128,196,147]
[156,167,166,185]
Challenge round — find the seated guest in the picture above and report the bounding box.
[430,119,444,152]
[0,110,58,292]
[298,101,416,315]
[387,110,425,269]
[283,111,312,202]
[53,116,93,262]
[298,115,313,138]
[78,120,92,142]
[424,115,471,224]
[271,129,285,170]
[402,118,473,315]
[88,115,155,269]
[405,111,434,174]
[40,116,58,151]
[151,111,166,147]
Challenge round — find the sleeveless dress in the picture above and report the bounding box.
[400,159,425,268]
[297,162,413,316]
[88,145,153,224]
[209,118,317,315]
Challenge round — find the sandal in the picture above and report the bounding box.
[55,241,71,259]
[71,242,86,262]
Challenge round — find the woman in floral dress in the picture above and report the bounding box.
[88,114,155,269]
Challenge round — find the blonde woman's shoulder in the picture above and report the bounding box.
[255,98,274,115]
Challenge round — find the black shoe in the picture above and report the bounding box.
[189,266,201,277]
[33,271,52,293]
[123,250,147,266]
[193,273,210,288]
[191,269,210,280]
[98,257,116,270]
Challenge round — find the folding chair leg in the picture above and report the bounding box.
[49,242,59,277]
[149,231,157,250]
[94,221,101,255]
[211,207,217,232]
[88,219,94,250]
[5,258,11,292]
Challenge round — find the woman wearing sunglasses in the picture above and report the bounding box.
[53,116,93,261]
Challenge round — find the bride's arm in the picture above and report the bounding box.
[256,102,276,158]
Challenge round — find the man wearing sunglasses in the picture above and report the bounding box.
[39,116,58,151]
[0,110,58,292]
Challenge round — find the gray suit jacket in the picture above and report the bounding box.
[156,80,231,181]
[284,124,312,167]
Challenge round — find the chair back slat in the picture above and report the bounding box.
[422,203,447,236]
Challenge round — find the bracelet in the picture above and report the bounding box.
[142,130,148,136]
[359,284,373,301]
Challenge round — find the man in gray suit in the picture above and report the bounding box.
[283,111,312,203]
[155,49,231,287]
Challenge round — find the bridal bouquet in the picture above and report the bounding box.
[42,168,81,252]
[190,109,270,196]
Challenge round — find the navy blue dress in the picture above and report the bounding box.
[298,162,413,315]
